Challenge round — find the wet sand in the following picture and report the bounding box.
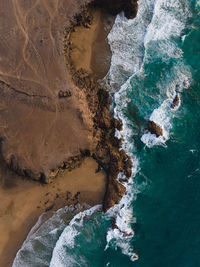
[0,158,105,267]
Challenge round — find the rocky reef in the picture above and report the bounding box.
[148,121,163,137]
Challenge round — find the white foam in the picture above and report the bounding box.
[104,0,193,261]
[105,183,136,253]
[49,205,102,267]
[139,0,192,147]
[12,204,89,267]
[103,0,155,93]
[141,68,191,147]
[144,0,191,44]
[104,0,155,261]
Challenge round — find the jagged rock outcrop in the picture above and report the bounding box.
[171,94,180,109]
[148,121,163,137]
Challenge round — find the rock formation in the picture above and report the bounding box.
[148,121,163,137]
[0,0,138,212]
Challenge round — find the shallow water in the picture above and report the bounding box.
[13,0,200,266]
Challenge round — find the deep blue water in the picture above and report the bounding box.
[13,1,200,266]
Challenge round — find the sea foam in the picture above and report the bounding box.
[12,0,193,265]
[140,0,192,147]
[49,205,102,267]
[12,204,90,267]
[104,0,155,261]
[104,0,155,93]
[104,0,192,261]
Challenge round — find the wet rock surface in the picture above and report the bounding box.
[171,94,180,109]
[148,121,163,137]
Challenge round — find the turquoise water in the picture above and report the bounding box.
[13,1,200,266]
[131,3,200,266]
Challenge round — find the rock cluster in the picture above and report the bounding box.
[58,90,72,98]
[48,152,89,183]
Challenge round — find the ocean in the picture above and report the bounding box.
[13,0,200,266]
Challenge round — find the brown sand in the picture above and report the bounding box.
[0,0,138,265]
[0,158,105,267]
[0,2,112,266]
[0,0,95,180]
[70,8,114,80]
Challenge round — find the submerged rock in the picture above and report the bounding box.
[171,94,180,109]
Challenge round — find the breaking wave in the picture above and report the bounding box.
[12,204,90,267]
[104,0,193,261]
[49,205,102,267]
[13,0,194,266]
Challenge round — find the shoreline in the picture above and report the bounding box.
[0,0,138,266]
[0,158,106,266]
[64,4,133,211]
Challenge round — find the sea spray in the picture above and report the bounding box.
[104,0,193,261]
[49,205,102,267]
[104,0,156,261]
[12,204,90,267]
[12,0,195,266]
[140,0,192,147]
[103,0,155,92]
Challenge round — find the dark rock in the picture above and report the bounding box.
[124,0,138,19]
[94,0,138,19]
[103,176,126,211]
[171,94,180,109]
[80,149,91,157]
[124,157,132,178]
[98,107,111,129]
[113,118,123,131]
[66,191,72,200]
[148,121,163,137]
[95,164,102,173]
[58,90,72,98]
[112,218,118,229]
[111,136,122,148]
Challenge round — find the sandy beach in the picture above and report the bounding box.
[0,0,138,265]
[70,7,114,80]
[0,158,105,266]
[0,3,110,265]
